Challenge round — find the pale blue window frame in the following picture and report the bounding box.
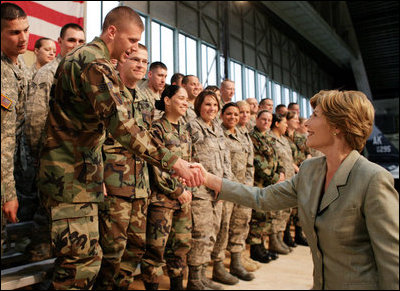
[179,33,197,77]
[201,43,218,87]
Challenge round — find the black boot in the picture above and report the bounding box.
[260,242,279,260]
[295,225,308,246]
[230,252,255,281]
[283,220,297,247]
[169,275,183,290]
[144,282,159,290]
[250,244,271,263]
[278,231,293,252]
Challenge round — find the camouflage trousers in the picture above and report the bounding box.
[141,203,192,283]
[46,200,102,290]
[291,207,301,226]
[247,209,270,245]
[267,208,292,233]
[96,195,148,290]
[212,201,252,261]
[187,198,222,266]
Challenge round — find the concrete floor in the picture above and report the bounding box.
[131,244,314,290]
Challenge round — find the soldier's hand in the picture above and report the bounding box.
[2,199,19,223]
[178,190,192,205]
[172,158,204,187]
[103,183,108,197]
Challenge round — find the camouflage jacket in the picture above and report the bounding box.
[270,131,296,179]
[37,37,179,204]
[187,117,234,200]
[293,131,310,165]
[149,114,192,209]
[284,132,301,167]
[250,127,284,187]
[25,55,62,158]
[137,79,163,120]
[102,87,153,199]
[223,124,254,186]
[1,52,28,141]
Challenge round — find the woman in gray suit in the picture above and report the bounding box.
[194,90,399,290]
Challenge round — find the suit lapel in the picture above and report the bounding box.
[319,150,360,213]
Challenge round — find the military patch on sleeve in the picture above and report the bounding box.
[1,94,13,110]
[97,83,108,92]
[107,81,113,90]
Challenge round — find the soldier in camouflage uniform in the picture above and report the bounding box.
[186,90,234,290]
[211,102,255,283]
[23,23,85,262]
[248,110,283,261]
[94,44,154,290]
[36,7,202,290]
[268,113,296,254]
[141,85,193,290]
[1,2,28,252]
[181,75,200,124]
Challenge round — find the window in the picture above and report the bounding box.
[230,61,243,101]
[283,87,290,106]
[85,2,102,42]
[201,44,217,87]
[219,56,226,83]
[301,96,308,118]
[179,34,197,76]
[292,91,298,103]
[139,15,146,45]
[273,82,281,105]
[244,67,255,99]
[152,21,174,82]
[257,73,267,101]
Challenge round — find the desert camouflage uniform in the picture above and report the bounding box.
[246,115,256,132]
[95,87,153,289]
[212,125,254,262]
[268,132,295,234]
[141,114,193,284]
[248,127,284,244]
[137,79,163,120]
[1,53,20,252]
[186,117,234,267]
[37,37,179,290]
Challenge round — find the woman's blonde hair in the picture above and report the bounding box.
[310,90,374,152]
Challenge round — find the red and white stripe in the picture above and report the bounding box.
[2,1,84,54]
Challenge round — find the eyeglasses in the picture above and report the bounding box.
[129,57,149,65]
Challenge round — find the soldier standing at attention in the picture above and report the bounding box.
[1,1,28,252]
[186,90,234,290]
[248,110,282,262]
[36,6,203,290]
[181,74,201,124]
[211,102,255,283]
[141,85,193,290]
[94,44,153,289]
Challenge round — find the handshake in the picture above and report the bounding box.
[172,159,223,194]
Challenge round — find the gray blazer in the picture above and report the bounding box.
[219,150,399,290]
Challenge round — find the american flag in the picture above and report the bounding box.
[2,1,84,54]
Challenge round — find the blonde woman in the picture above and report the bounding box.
[196,90,399,290]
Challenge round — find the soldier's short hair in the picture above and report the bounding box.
[60,23,84,38]
[221,79,234,88]
[171,73,184,85]
[271,113,286,129]
[149,61,167,72]
[259,98,272,106]
[155,85,181,111]
[288,102,298,110]
[1,2,26,30]
[138,43,147,51]
[182,75,198,85]
[257,109,272,119]
[204,85,220,93]
[194,90,220,117]
[221,102,239,115]
[102,6,144,33]
[34,37,52,50]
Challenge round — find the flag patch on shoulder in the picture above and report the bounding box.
[1,94,13,110]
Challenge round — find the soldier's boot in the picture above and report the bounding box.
[260,241,279,260]
[169,275,183,290]
[295,225,308,246]
[212,260,238,285]
[268,234,290,255]
[250,244,271,263]
[241,251,260,272]
[187,265,210,290]
[278,231,293,252]
[201,263,224,289]
[144,282,159,290]
[229,252,255,281]
[283,220,297,248]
